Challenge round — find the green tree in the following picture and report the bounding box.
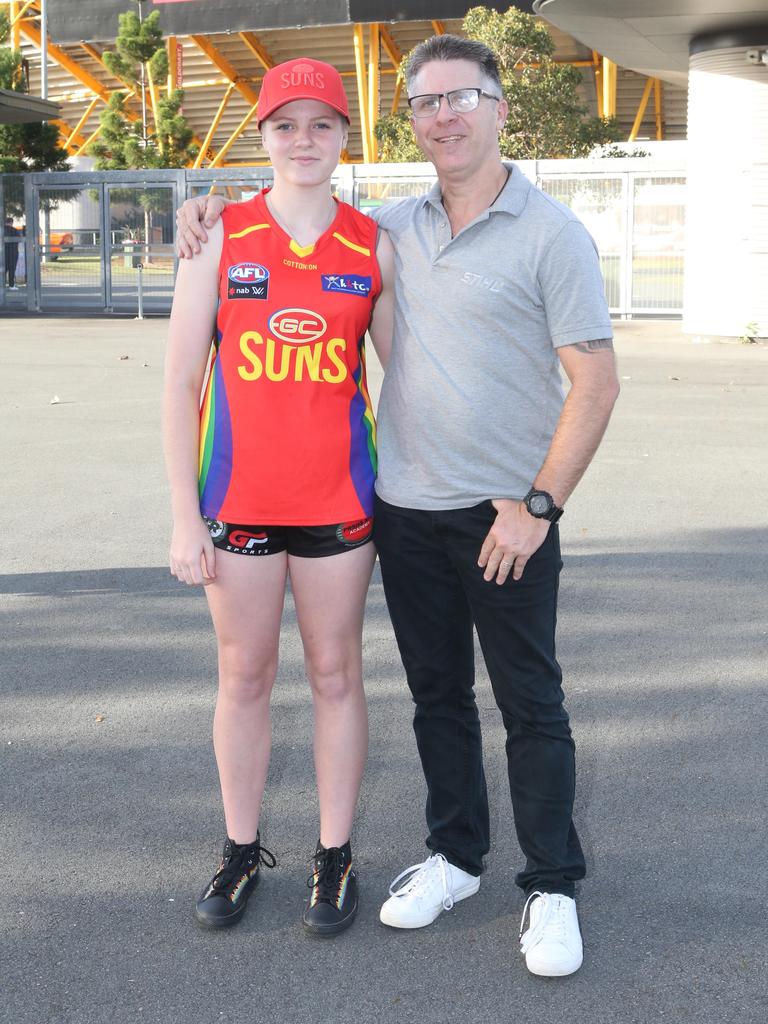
[0,10,70,183]
[374,5,622,162]
[88,3,197,259]
[89,5,197,169]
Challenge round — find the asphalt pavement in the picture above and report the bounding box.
[1,316,767,1024]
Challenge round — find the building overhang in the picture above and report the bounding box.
[49,1,534,44]
[532,1,768,88]
[0,89,60,124]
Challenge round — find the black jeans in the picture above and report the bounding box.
[374,495,586,897]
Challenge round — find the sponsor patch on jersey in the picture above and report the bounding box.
[335,517,373,546]
[321,274,372,297]
[227,262,269,299]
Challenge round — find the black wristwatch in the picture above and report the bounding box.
[523,488,564,523]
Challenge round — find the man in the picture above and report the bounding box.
[175,34,619,977]
[4,216,20,290]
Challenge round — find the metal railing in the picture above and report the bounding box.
[1,156,686,317]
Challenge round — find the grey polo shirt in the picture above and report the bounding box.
[370,162,613,510]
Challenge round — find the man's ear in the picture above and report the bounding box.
[496,98,509,131]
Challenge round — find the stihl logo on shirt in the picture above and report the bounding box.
[321,274,372,297]
[227,263,269,299]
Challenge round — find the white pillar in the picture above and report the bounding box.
[683,32,768,338]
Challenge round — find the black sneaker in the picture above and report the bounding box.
[195,834,276,929]
[302,839,358,937]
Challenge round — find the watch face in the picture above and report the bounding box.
[529,493,552,516]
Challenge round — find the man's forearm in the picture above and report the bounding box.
[533,374,619,508]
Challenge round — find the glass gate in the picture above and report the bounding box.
[33,184,104,311]
[106,184,176,313]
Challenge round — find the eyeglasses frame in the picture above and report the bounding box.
[407,88,503,118]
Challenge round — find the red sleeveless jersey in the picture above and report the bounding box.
[198,190,381,525]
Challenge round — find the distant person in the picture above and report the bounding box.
[163,58,394,938]
[176,35,619,977]
[4,217,20,289]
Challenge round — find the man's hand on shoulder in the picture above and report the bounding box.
[176,194,229,259]
[478,499,550,585]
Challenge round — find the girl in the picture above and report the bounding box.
[163,58,394,937]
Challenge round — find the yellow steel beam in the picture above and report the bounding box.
[50,117,88,155]
[11,0,37,27]
[21,21,114,104]
[146,60,160,127]
[653,78,664,140]
[432,21,446,35]
[368,23,380,162]
[10,1,21,49]
[628,77,653,141]
[208,102,259,168]
[238,31,275,72]
[391,77,403,115]
[64,95,100,147]
[592,51,603,119]
[352,25,371,164]
[74,124,102,158]
[190,34,261,106]
[602,56,617,118]
[379,24,402,69]
[193,82,234,168]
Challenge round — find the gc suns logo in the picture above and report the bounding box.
[268,308,327,344]
[227,263,269,300]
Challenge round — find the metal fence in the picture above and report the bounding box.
[1,157,686,317]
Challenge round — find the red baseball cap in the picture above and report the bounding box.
[257,58,350,125]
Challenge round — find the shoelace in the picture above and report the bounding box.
[211,841,277,894]
[306,846,348,905]
[388,853,454,911]
[519,891,568,953]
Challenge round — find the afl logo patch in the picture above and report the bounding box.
[268,308,327,344]
[227,263,269,300]
[336,517,373,546]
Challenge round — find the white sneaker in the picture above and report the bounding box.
[379,853,480,929]
[519,891,583,977]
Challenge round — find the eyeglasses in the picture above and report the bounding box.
[407,88,502,118]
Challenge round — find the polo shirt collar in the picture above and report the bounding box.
[421,161,530,218]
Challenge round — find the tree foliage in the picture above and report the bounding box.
[374,5,622,162]
[89,5,197,171]
[0,10,70,175]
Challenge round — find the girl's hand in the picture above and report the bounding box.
[170,516,217,585]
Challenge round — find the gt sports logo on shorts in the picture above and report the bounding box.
[227,263,269,300]
[268,308,327,344]
[228,529,269,553]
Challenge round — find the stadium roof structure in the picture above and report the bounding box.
[6,0,687,167]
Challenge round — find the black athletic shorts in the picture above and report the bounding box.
[202,515,374,558]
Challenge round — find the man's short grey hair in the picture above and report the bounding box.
[404,34,502,94]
